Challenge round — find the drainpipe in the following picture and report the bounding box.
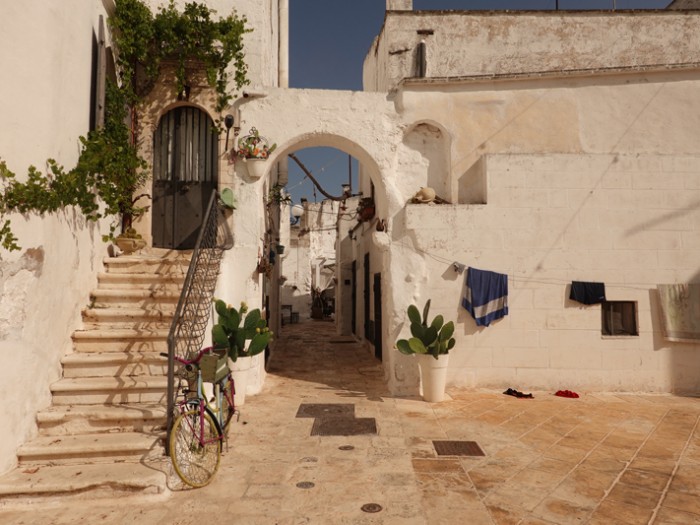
[278,0,289,88]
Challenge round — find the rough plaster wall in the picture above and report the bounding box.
[399,123,449,202]
[397,153,700,393]
[0,0,109,474]
[370,12,700,91]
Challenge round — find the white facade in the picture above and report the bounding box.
[237,9,700,397]
[0,0,284,474]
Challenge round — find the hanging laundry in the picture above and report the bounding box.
[462,267,508,327]
[569,281,606,305]
[657,284,700,341]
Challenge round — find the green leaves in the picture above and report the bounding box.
[211,299,272,362]
[395,300,456,358]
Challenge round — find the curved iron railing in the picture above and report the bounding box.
[165,190,234,438]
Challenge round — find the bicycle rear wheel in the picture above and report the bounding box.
[169,406,221,487]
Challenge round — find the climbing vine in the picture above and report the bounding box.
[0,0,250,251]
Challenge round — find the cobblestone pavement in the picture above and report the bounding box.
[2,320,700,524]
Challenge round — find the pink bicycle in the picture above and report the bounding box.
[162,346,238,487]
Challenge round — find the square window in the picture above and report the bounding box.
[602,301,638,336]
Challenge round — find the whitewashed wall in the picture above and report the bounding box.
[0,1,112,474]
[364,11,700,92]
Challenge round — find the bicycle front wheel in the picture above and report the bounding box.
[169,407,221,487]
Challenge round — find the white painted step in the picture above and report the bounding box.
[0,463,167,505]
[36,404,167,436]
[61,352,167,378]
[16,432,164,466]
[51,377,167,405]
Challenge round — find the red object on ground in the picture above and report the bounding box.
[555,390,579,398]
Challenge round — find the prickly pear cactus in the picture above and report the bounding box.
[396,299,456,359]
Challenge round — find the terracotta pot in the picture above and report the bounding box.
[115,236,146,255]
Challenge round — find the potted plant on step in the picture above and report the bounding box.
[212,299,272,405]
[396,299,456,402]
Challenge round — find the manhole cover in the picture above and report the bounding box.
[433,440,485,457]
[296,481,315,489]
[311,417,377,436]
[296,403,355,418]
[361,503,383,513]
[339,445,355,451]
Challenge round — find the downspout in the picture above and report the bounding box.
[278,0,289,89]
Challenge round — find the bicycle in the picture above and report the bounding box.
[162,346,238,487]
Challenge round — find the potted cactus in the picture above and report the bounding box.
[212,299,272,405]
[396,299,456,402]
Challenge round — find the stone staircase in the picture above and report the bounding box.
[0,249,191,504]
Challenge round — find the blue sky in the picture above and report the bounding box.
[285,0,670,205]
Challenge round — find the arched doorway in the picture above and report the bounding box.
[151,106,218,249]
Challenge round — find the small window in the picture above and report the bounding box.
[602,301,638,336]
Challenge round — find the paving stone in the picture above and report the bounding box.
[2,319,700,524]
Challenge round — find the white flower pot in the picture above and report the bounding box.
[416,353,450,402]
[240,157,268,180]
[230,356,252,406]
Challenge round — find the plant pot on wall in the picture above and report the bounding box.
[416,353,450,402]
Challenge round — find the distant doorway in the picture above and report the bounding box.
[152,106,218,249]
[373,272,382,361]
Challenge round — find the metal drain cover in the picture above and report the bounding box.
[361,503,383,513]
[311,417,377,436]
[433,440,485,457]
[296,403,355,418]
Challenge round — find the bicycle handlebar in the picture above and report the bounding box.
[159,346,216,366]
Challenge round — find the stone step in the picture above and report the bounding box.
[72,328,170,353]
[90,288,181,309]
[61,352,167,378]
[103,252,191,275]
[96,272,185,290]
[16,432,164,466]
[81,307,174,330]
[51,377,167,405]
[0,463,167,505]
[36,404,167,436]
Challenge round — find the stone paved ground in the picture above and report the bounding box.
[1,320,700,524]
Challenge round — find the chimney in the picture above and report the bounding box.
[386,0,412,10]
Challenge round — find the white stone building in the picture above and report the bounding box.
[2,0,700,475]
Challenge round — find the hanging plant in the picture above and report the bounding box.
[236,128,277,160]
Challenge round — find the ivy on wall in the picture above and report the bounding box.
[0,0,250,251]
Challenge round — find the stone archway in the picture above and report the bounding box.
[218,88,411,395]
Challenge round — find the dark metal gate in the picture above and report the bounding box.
[373,272,382,361]
[152,106,218,249]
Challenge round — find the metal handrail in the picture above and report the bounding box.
[165,190,234,439]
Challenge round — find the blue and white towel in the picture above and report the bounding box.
[462,267,509,327]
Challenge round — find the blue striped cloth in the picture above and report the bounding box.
[462,267,508,327]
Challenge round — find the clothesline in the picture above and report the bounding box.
[394,239,658,291]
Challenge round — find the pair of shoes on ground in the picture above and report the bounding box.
[555,389,579,398]
[503,388,534,399]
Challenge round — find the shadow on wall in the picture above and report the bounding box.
[657,274,700,395]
